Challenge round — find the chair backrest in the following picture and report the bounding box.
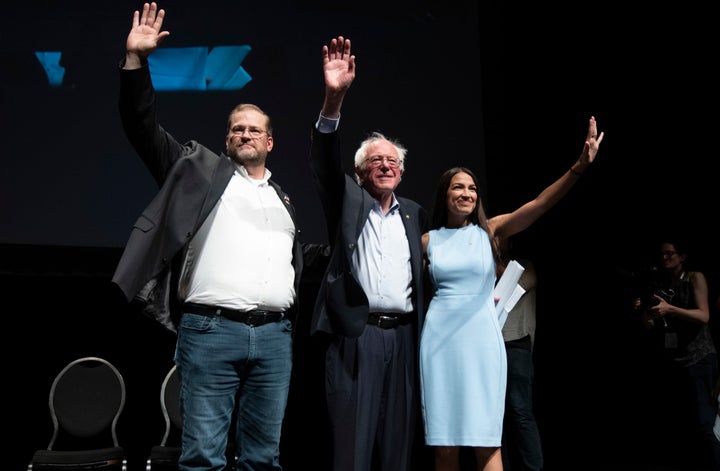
[159,365,182,446]
[147,365,236,471]
[47,356,126,449]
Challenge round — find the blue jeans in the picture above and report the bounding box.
[175,312,293,471]
[503,342,543,471]
[683,353,720,469]
[638,352,719,470]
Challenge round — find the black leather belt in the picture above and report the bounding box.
[367,312,413,329]
[183,302,284,327]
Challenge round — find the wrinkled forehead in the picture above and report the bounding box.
[365,140,399,159]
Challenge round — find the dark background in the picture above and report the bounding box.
[4,1,718,470]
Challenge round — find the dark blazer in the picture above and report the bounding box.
[112,63,308,333]
[309,125,427,339]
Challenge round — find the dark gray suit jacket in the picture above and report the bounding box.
[112,63,308,333]
[309,125,427,339]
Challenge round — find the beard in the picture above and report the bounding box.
[227,144,265,166]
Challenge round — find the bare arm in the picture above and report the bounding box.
[647,272,711,324]
[489,116,604,239]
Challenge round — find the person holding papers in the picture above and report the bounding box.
[419,116,603,471]
[497,237,544,471]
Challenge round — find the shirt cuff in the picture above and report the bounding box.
[316,114,340,133]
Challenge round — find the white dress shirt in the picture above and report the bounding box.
[179,165,296,312]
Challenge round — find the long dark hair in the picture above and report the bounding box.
[429,167,504,275]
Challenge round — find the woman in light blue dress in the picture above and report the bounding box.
[419,116,604,471]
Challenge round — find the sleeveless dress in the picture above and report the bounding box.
[419,224,507,446]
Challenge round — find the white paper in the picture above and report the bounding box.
[494,260,525,328]
[504,284,527,313]
[499,284,526,328]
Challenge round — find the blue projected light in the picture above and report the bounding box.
[33,45,252,91]
[205,46,253,90]
[34,51,65,86]
[148,45,252,91]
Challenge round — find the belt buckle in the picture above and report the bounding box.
[377,315,398,329]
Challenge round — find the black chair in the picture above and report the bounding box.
[146,365,182,471]
[145,365,238,471]
[27,356,127,471]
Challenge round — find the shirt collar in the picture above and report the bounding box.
[235,163,271,186]
[372,194,400,213]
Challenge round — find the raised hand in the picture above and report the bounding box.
[321,36,355,118]
[323,36,355,92]
[125,2,170,68]
[580,115,604,165]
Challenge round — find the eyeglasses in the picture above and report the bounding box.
[230,126,267,139]
[366,156,400,168]
[659,250,679,258]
